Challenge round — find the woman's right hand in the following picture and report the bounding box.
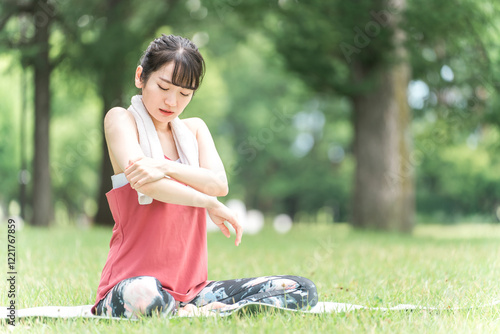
[207,200,243,246]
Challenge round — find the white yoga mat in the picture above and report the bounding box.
[1,300,500,321]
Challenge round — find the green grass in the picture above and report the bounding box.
[1,222,499,333]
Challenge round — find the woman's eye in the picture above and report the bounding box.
[180,92,191,97]
[158,85,168,91]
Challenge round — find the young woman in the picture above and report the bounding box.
[92,34,318,319]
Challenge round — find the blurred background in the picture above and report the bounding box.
[0,0,499,233]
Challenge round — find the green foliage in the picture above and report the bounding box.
[415,123,500,221]
[403,0,500,220]
[2,0,500,223]
[204,30,354,219]
[0,56,27,208]
[253,0,500,222]
[49,67,102,217]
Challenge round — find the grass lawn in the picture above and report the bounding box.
[1,221,499,333]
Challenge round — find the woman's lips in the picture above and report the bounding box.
[160,108,174,115]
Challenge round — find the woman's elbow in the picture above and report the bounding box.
[217,179,229,196]
[218,184,229,197]
[204,181,228,197]
[134,181,157,198]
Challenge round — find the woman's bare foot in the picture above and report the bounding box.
[177,302,229,317]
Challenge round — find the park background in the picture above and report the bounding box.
[1,0,500,332]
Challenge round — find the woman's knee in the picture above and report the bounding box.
[287,275,319,307]
[119,276,175,317]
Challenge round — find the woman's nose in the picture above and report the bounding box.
[164,91,176,107]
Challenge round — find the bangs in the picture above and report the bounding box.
[139,34,205,90]
[171,51,204,90]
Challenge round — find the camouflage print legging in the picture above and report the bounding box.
[95,275,318,319]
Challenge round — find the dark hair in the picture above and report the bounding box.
[139,34,205,90]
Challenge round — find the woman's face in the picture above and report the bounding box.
[135,62,194,125]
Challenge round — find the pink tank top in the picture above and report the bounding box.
[91,171,210,314]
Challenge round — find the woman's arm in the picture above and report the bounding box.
[137,175,242,245]
[125,117,228,197]
[136,178,243,246]
[104,108,216,205]
[104,108,242,245]
[177,117,228,196]
[136,176,242,246]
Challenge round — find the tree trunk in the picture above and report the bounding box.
[32,0,52,226]
[90,0,187,226]
[351,0,414,232]
[93,112,114,226]
[93,89,123,226]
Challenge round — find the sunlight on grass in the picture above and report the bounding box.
[1,222,499,333]
[414,223,500,239]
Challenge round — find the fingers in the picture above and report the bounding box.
[224,215,243,246]
[234,223,243,246]
[125,157,146,180]
[127,157,143,169]
[125,168,145,189]
[131,178,143,189]
[130,176,152,190]
[231,221,243,246]
[125,161,138,178]
[216,220,230,238]
[125,158,164,189]
[208,204,244,246]
[124,168,139,188]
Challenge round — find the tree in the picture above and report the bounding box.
[60,0,184,225]
[404,0,499,221]
[348,0,414,231]
[1,0,184,226]
[233,0,414,231]
[0,0,59,226]
[231,0,495,231]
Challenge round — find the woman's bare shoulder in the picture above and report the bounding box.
[182,117,208,137]
[104,107,139,143]
[104,106,135,125]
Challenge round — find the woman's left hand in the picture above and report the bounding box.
[125,157,168,189]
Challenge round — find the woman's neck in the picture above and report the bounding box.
[151,117,172,134]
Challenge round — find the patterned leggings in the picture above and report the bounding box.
[95,275,318,319]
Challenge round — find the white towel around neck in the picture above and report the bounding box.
[127,95,199,204]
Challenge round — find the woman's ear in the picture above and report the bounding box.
[135,66,144,89]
